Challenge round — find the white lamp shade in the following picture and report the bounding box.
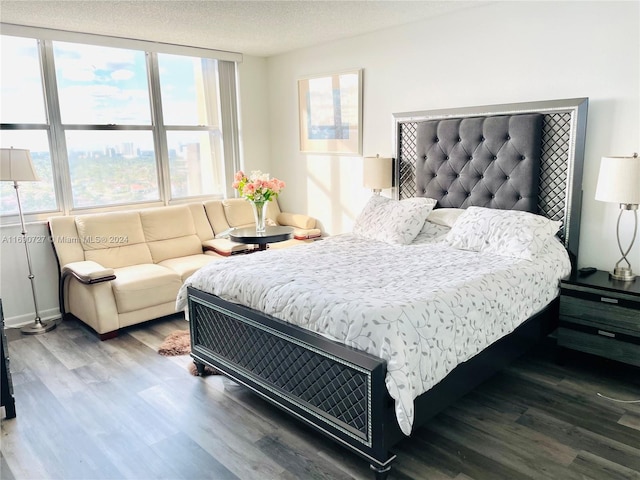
[0,148,40,182]
[595,155,640,205]
[363,156,393,190]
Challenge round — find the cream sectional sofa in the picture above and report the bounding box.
[49,200,320,339]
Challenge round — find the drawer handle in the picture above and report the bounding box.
[597,330,616,338]
[600,297,619,304]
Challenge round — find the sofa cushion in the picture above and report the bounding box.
[222,198,280,227]
[48,216,86,267]
[147,235,204,264]
[203,200,232,235]
[76,211,147,250]
[140,205,204,263]
[187,203,215,241]
[222,198,255,227]
[75,211,153,268]
[158,254,217,282]
[84,244,153,270]
[140,205,196,241]
[277,212,316,230]
[111,264,182,313]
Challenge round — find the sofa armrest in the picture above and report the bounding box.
[277,212,316,230]
[202,238,251,256]
[63,261,116,284]
[59,261,116,317]
[291,228,322,240]
[276,212,321,240]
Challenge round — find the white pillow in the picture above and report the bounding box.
[353,195,437,245]
[445,206,561,260]
[426,208,465,228]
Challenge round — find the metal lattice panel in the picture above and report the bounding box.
[192,302,369,436]
[399,122,418,199]
[397,110,575,246]
[538,112,571,242]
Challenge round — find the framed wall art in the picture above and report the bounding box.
[298,69,362,155]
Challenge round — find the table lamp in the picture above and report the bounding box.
[595,153,640,281]
[0,148,57,334]
[363,155,393,194]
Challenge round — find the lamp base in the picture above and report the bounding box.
[21,318,57,335]
[609,267,636,282]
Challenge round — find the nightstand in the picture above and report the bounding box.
[558,270,639,367]
[1,299,16,418]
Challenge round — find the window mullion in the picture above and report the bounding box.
[40,39,72,215]
[147,51,170,205]
[218,60,241,198]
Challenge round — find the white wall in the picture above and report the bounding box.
[0,222,60,325]
[265,0,639,271]
[237,55,271,174]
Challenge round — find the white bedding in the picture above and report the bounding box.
[176,223,571,435]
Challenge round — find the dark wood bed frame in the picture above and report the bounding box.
[188,98,588,479]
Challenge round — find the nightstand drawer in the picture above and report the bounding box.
[558,327,640,367]
[559,296,640,336]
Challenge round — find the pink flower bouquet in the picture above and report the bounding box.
[232,170,286,203]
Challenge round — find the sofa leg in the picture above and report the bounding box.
[99,330,119,341]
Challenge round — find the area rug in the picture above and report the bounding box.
[158,330,219,376]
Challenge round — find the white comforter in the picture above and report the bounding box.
[176,225,571,435]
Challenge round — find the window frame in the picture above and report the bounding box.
[0,23,242,224]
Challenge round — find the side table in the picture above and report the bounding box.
[229,226,293,252]
[558,270,639,367]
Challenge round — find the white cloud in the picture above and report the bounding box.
[111,69,135,81]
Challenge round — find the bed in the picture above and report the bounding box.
[178,98,588,479]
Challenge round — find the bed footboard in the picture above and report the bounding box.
[187,286,397,476]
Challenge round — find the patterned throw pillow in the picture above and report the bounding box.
[353,195,437,245]
[426,208,465,228]
[445,206,561,260]
[421,208,465,234]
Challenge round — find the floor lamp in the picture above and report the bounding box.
[0,148,56,334]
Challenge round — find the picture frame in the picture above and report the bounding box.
[298,69,362,155]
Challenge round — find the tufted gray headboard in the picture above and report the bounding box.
[415,113,543,212]
[394,98,588,266]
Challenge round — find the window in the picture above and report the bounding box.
[0,36,55,215]
[158,53,225,198]
[0,27,240,219]
[0,130,57,214]
[65,130,159,208]
[53,42,152,125]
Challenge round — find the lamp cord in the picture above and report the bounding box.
[597,392,640,403]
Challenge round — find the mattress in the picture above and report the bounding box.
[177,222,571,435]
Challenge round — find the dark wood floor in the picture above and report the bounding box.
[2,316,639,480]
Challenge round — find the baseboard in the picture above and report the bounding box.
[4,308,61,329]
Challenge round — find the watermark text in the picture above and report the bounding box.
[2,235,129,245]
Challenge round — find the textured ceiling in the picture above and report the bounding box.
[0,0,486,57]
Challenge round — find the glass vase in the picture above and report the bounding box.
[251,200,268,233]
